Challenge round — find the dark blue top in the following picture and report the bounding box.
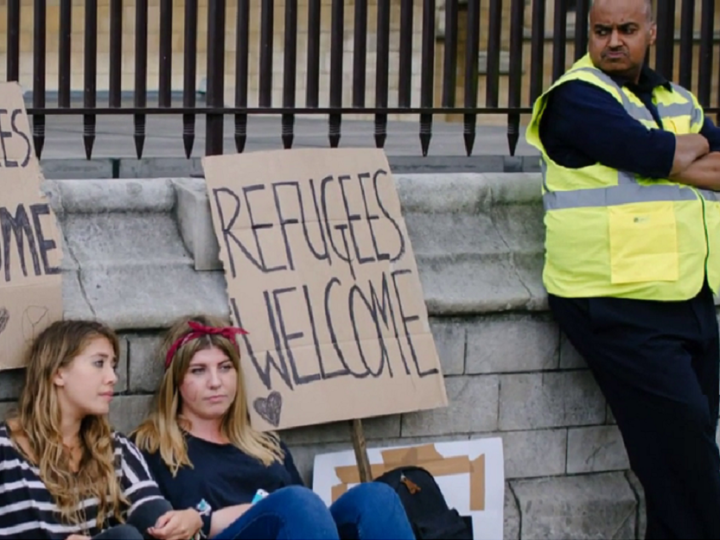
[140,434,304,536]
[539,64,720,178]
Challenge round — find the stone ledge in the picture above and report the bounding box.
[511,473,637,540]
[50,173,547,331]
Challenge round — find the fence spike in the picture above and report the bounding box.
[133,114,146,159]
[419,113,432,157]
[282,114,295,150]
[235,114,247,153]
[182,114,195,159]
[463,114,476,157]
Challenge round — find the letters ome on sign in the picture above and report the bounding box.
[0,82,63,371]
[202,148,448,432]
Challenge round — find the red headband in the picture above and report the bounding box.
[164,321,248,369]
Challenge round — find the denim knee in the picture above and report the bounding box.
[339,482,402,510]
[266,485,329,512]
[330,482,414,540]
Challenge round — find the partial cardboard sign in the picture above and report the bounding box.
[0,82,63,371]
[202,148,448,431]
[312,438,505,540]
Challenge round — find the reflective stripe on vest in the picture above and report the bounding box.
[542,163,698,210]
[544,183,698,210]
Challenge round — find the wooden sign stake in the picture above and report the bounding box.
[350,419,372,482]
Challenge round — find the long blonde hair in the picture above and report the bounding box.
[133,314,283,475]
[6,320,127,529]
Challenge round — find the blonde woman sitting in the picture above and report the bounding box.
[0,320,202,540]
[133,315,414,540]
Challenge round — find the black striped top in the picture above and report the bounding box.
[0,423,167,539]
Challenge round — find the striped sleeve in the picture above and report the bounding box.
[114,433,169,518]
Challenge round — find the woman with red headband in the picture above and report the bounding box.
[132,314,414,540]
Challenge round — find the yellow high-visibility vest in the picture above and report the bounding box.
[526,54,720,300]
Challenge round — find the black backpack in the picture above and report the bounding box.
[374,466,473,540]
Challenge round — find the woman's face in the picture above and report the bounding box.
[53,336,118,419]
[179,346,238,422]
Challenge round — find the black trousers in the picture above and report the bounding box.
[550,283,720,539]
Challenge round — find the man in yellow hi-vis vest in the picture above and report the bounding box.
[526,0,720,537]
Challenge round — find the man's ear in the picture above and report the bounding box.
[648,22,657,46]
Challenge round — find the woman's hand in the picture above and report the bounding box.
[148,508,203,540]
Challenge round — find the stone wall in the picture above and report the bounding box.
[0,172,695,538]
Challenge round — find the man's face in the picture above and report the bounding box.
[588,0,656,81]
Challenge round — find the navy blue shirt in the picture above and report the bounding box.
[141,434,304,536]
[539,65,720,178]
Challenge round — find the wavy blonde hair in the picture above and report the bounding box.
[133,314,283,475]
[6,320,127,529]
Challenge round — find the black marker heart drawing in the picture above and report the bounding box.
[0,307,9,335]
[253,391,283,427]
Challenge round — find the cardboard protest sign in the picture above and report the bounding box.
[202,148,448,431]
[312,438,505,540]
[0,83,63,371]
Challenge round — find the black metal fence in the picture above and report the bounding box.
[3,0,720,160]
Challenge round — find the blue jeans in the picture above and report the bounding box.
[212,483,414,540]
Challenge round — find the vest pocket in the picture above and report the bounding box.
[608,202,679,284]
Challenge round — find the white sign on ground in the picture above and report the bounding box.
[312,437,505,540]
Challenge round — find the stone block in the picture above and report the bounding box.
[491,204,546,254]
[401,376,499,436]
[109,395,154,435]
[567,426,629,474]
[62,213,190,266]
[417,252,545,316]
[522,155,542,173]
[40,158,114,180]
[505,485,521,540]
[466,315,559,374]
[559,332,587,369]
[127,334,165,393]
[0,369,25,401]
[498,429,567,479]
[53,179,175,214]
[498,372,606,431]
[119,158,203,179]
[429,319,466,375]
[280,414,401,446]
[388,155,505,174]
[503,157,524,173]
[172,178,222,271]
[404,212,506,258]
[511,473,637,540]
[75,264,229,331]
[61,271,95,321]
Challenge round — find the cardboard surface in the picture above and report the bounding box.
[202,148,448,431]
[0,83,63,371]
[313,438,505,540]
